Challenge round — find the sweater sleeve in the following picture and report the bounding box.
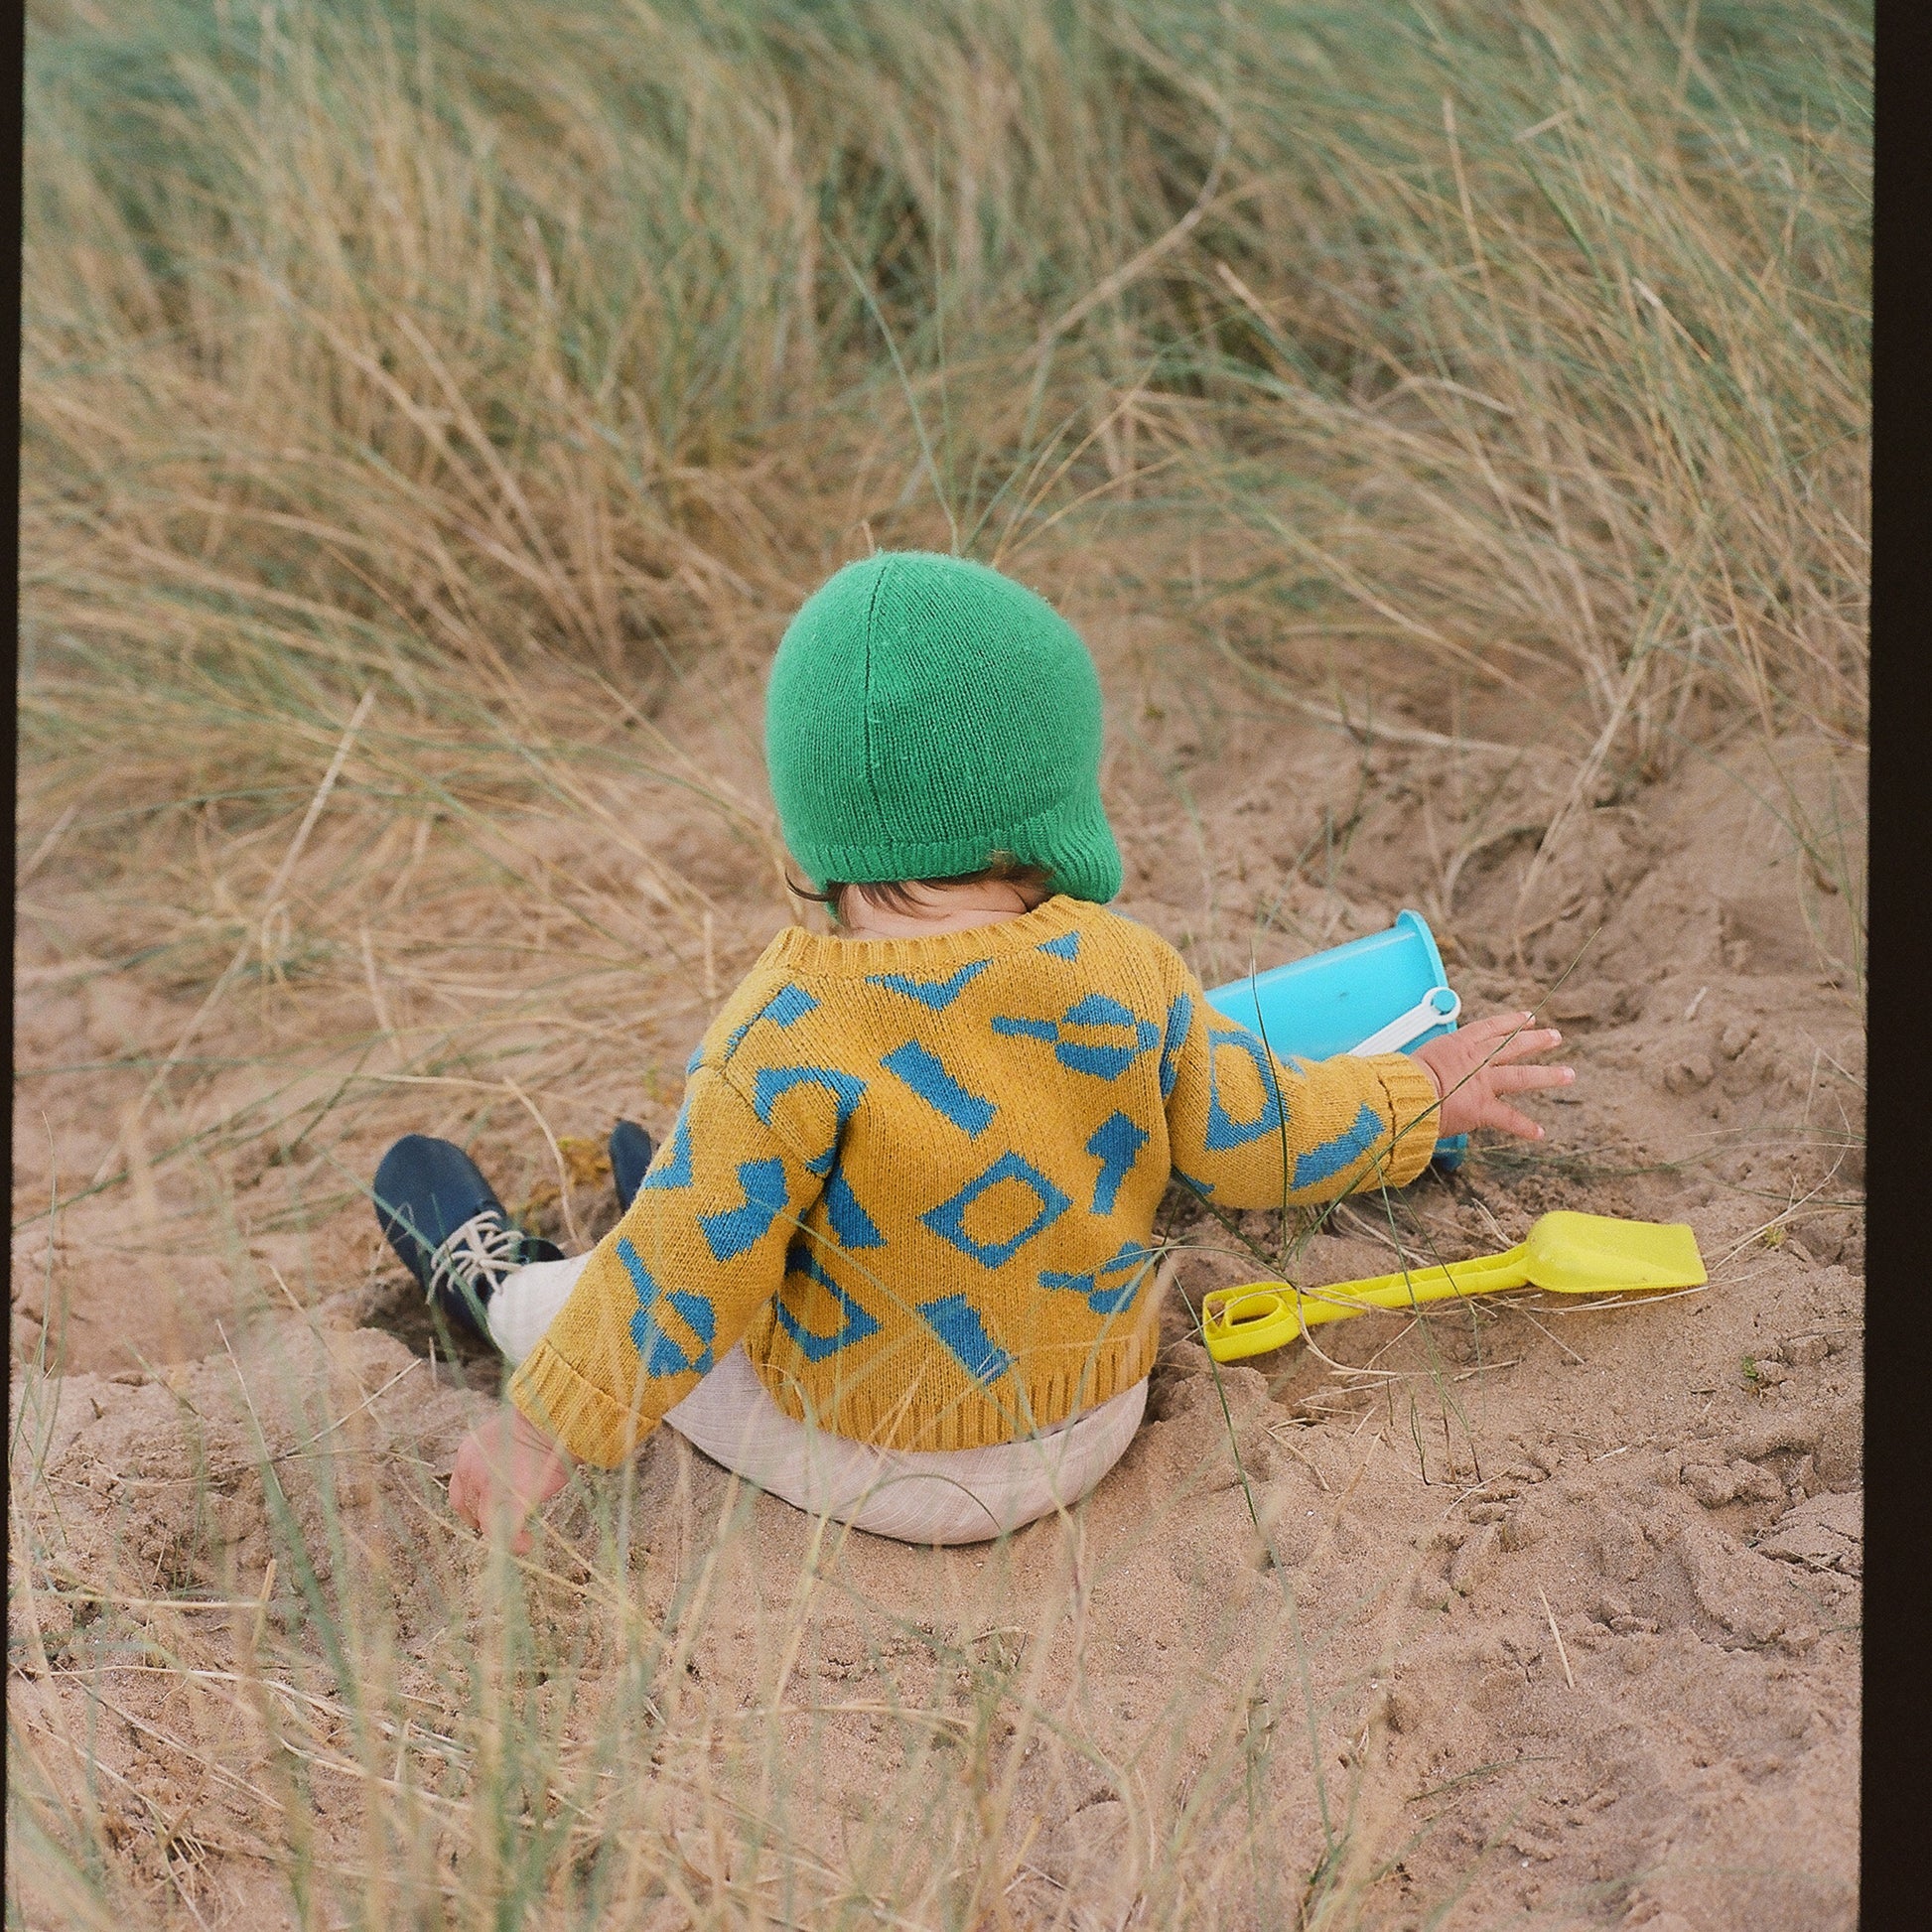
[507,1065,825,1466]
[1156,954,1440,1211]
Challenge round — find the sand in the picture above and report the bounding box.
[11,618,1863,1927]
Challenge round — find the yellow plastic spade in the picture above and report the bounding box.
[1200,1211,1707,1362]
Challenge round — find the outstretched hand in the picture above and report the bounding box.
[449,1408,574,1555]
[1409,1011,1574,1141]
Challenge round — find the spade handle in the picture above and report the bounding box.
[1293,1246,1531,1326]
[1202,1245,1531,1359]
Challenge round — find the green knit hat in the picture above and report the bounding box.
[765,552,1122,903]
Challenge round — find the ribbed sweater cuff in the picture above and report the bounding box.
[508,1341,657,1469]
[1367,1053,1442,1188]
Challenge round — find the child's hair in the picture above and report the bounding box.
[789,854,1054,924]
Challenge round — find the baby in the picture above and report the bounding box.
[371,552,1570,1551]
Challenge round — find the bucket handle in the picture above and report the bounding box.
[1348,985,1460,1058]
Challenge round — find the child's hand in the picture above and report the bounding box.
[449,1408,574,1554]
[1410,1012,1574,1141]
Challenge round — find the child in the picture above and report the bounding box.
[372,553,1572,1551]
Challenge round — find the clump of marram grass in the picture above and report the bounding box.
[1157,0,1868,947]
[1179,0,1867,734]
[23,0,1866,811]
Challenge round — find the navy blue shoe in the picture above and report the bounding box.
[609,1120,657,1213]
[371,1135,563,1341]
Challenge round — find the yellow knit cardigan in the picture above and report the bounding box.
[509,897,1440,1463]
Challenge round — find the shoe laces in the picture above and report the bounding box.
[427,1211,527,1308]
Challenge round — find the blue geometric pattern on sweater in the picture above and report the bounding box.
[750,1063,880,1248]
[1037,930,1081,960]
[759,983,819,1028]
[1065,993,1141,1028]
[1203,1024,1288,1151]
[775,1241,882,1362]
[1041,1239,1156,1315]
[922,1152,1070,1268]
[1061,994,1162,1076]
[697,1157,788,1263]
[992,995,1160,1080]
[752,1064,866,1173]
[915,1293,1014,1384]
[824,1163,885,1249]
[990,1015,1056,1041]
[721,981,819,1061]
[1159,992,1193,1099]
[617,1237,717,1377]
[866,959,993,1010]
[1086,1110,1149,1213]
[1292,1102,1384,1191]
[1173,1166,1215,1198]
[881,1040,996,1138]
[639,1098,694,1191]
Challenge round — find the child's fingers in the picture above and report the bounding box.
[1487,1062,1575,1094]
[1457,1011,1535,1043]
[1477,1096,1548,1139]
[1483,1027,1564,1065]
[449,1464,480,1533]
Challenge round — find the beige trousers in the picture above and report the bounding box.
[488,1254,1149,1546]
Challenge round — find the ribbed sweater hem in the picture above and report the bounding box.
[509,1319,1163,1466]
[749,1329,1161,1451]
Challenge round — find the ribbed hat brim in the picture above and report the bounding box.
[799,775,1122,904]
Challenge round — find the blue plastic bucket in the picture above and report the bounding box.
[1204,909,1466,1172]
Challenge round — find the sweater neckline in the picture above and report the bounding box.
[767,895,1089,978]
